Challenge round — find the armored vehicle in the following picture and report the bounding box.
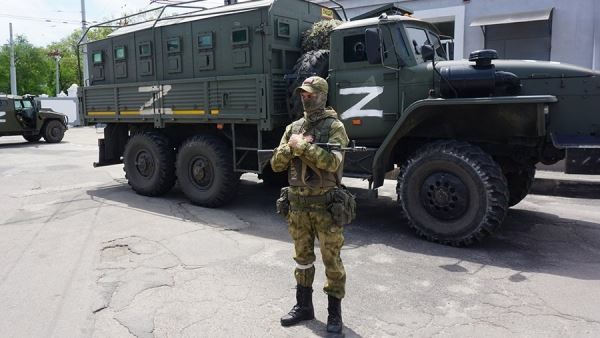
[0,95,68,143]
[79,0,600,246]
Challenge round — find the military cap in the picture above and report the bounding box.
[296,76,328,95]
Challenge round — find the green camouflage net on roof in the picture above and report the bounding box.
[301,19,343,53]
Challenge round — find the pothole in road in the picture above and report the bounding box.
[100,245,131,263]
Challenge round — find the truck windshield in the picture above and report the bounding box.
[22,100,33,109]
[428,32,447,60]
[405,26,447,63]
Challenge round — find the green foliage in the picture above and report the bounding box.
[86,26,116,42]
[301,19,342,53]
[0,26,116,96]
[0,36,54,95]
[46,30,83,94]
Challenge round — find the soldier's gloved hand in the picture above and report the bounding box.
[288,134,310,156]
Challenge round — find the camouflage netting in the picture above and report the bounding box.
[301,19,343,53]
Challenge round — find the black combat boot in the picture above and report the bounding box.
[280,285,315,327]
[326,295,343,333]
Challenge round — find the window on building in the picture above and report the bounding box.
[485,21,551,60]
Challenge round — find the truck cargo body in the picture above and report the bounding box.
[82,0,335,172]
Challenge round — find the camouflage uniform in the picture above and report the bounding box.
[271,77,349,300]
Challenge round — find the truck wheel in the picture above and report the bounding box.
[23,134,42,142]
[176,135,239,207]
[397,141,509,246]
[287,50,330,118]
[505,165,536,207]
[43,120,66,143]
[123,132,176,196]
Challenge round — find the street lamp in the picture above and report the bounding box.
[48,50,62,96]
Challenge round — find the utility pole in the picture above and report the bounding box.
[48,50,62,96]
[81,0,89,85]
[9,23,17,95]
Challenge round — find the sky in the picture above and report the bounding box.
[0,0,224,47]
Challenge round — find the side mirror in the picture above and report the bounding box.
[365,28,381,64]
[421,44,435,62]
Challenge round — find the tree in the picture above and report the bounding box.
[46,30,85,94]
[0,17,119,96]
[0,36,53,95]
[45,25,116,93]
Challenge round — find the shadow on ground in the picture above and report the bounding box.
[0,140,70,148]
[87,177,600,283]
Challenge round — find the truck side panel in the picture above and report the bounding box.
[83,75,267,125]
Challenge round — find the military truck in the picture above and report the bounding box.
[0,95,68,143]
[79,0,600,246]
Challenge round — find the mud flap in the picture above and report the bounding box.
[94,124,128,167]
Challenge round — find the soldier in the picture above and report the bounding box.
[270,76,349,333]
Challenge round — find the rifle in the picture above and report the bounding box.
[257,141,368,169]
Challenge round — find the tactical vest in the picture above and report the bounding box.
[287,112,343,189]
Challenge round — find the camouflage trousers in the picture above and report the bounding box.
[287,204,346,299]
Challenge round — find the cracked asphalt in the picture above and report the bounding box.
[1,127,599,338]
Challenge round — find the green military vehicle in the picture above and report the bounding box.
[0,95,67,143]
[79,0,600,246]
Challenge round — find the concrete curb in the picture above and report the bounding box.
[531,178,600,199]
[386,168,600,199]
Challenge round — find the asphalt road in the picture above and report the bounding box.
[1,127,599,338]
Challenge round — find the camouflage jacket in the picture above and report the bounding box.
[271,109,349,196]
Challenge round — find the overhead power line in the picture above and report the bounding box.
[0,13,99,26]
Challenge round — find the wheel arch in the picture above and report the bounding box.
[372,95,557,188]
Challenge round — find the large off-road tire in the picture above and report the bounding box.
[176,135,239,207]
[505,165,536,207]
[397,141,509,246]
[42,119,66,143]
[123,132,176,196]
[287,50,330,118]
[23,134,42,142]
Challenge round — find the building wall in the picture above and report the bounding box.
[332,0,599,70]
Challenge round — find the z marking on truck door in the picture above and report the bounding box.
[0,111,5,123]
[339,86,384,119]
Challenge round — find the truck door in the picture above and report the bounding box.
[330,26,399,144]
[19,99,36,128]
[0,99,9,133]
[1,99,23,133]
